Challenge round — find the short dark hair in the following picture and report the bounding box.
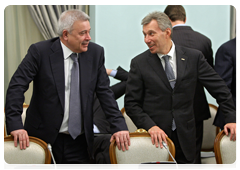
[164,5,186,22]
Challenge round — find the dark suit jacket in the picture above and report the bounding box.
[5,37,128,157]
[124,45,235,161]
[214,38,236,129]
[93,66,128,134]
[172,26,213,121]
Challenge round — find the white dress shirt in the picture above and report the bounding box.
[59,41,77,134]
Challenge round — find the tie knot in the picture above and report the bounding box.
[70,53,78,62]
[162,55,170,62]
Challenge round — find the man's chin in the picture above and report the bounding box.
[149,49,156,54]
[79,47,88,53]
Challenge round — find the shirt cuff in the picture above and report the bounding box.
[109,69,117,77]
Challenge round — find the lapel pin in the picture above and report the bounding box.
[181,58,185,61]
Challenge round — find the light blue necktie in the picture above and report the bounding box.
[162,55,176,131]
[68,53,82,139]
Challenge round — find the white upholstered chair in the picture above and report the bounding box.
[201,104,220,164]
[109,130,175,164]
[4,136,51,164]
[121,108,137,133]
[214,130,236,164]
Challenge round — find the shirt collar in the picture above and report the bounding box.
[60,41,74,59]
[157,40,175,60]
[172,24,188,28]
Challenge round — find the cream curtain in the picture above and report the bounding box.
[28,5,84,40]
[4,5,44,104]
[230,5,236,39]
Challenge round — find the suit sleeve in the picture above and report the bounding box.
[214,45,234,94]
[205,40,214,67]
[124,59,156,130]
[197,53,236,124]
[115,66,129,81]
[95,48,128,134]
[110,66,128,100]
[5,44,40,134]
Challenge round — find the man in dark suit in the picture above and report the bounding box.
[164,5,214,163]
[214,38,236,129]
[124,11,236,164]
[5,9,130,164]
[93,66,128,163]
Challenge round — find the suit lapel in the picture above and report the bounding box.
[79,52,92,113]
[147,52,172,90]
[175,45,188,90]
[49,39,65,110]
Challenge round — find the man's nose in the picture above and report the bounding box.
[144,36,150,44]
[86,32,91,40]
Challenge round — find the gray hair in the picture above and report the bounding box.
[141,11,172,38]
[57,9,90,36]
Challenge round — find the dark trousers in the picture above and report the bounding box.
[195,120,204,164]
[171,130,196,164]
[51,133,90,164]
[92,134,111,164]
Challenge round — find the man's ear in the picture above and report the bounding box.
[62,30,69,40]
[165,28,172,38]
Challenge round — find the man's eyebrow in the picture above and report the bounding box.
[80,28,91,33]
[142,30,155,34]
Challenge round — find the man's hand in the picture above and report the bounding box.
[148,126,168,148]
[110,130,130,151]
[224,123,236,141]
[10,129,29,150]
[106,69,112,76]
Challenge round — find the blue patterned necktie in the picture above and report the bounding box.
[68,53,82,139]
[162,55,176,131]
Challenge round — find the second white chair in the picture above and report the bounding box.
[109,131,175,164]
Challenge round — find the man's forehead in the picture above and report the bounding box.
[143,23,161,33]
[72,20,91,29]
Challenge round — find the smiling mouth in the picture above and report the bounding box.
[148,44,155,49]
[82,41,89,46]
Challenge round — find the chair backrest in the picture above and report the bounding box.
[109,131,175,164]
[214,130,236,164]
[202,104,220,151]
[121,108,137,133]
[4,104,28,136]
[4,136,51,164]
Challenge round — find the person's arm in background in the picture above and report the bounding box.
[214,42,233,91]
[213,38,236,134]
[107,66,129,100]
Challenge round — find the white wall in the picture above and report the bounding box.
[90,5,231,109]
